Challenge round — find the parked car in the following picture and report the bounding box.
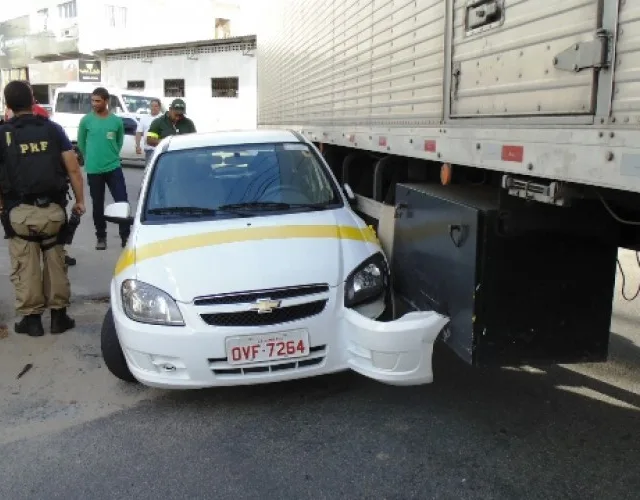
[100,129,449,389]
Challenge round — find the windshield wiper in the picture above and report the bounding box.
[217,202,292,211]
[218,201,334,211]
[147,206,216,216]
[287,202,334,209]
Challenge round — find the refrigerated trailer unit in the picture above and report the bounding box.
[256,0,640,369]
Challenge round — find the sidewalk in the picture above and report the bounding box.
[0,167,156,445]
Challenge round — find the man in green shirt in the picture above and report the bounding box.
[146,98,196,147]
[77,87,130,251]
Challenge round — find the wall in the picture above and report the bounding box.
[101,45,257,132]
[0,16,34,68]
[78,0,245,53]
[3,0,251,56]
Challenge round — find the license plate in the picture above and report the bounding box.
[225,329,310,365]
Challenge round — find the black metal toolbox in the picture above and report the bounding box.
[392,183,619,366]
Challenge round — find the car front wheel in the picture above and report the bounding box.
[101,306,137,383]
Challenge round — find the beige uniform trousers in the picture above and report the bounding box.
[8,203,70,316]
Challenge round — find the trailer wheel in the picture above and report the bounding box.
[101,307,137,383]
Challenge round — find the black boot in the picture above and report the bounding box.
[15,314,45,337]
[50,308,76,334]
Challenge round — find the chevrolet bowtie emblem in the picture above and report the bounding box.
[251,298,282,314]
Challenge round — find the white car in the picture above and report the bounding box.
[100,129,449,389]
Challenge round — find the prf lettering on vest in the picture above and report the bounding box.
[20,141,49,154]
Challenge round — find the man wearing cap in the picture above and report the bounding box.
[146,98,196,147]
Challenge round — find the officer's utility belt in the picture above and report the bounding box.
[14,231,60,251]
[20,194,57,208]
[1,194,67,250]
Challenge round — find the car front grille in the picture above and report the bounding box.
[194,283,329,306]
[200,299,327,327]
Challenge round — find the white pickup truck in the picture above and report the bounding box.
[50,82,164,167]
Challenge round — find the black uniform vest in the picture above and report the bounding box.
[0,114,66,199]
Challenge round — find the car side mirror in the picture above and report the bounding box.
[104,202,134,225]
[343,183,357,204]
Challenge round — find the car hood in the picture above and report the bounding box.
[129,209,379,303]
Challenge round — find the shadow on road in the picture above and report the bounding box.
[128,336,639,497]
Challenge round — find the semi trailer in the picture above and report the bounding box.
[255,0,640,369]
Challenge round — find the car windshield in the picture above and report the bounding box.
[143,142,343,222]
[122,94,162,114]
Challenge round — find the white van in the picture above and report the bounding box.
[50,82,164,167]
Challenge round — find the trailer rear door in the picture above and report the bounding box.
[449,0,606,118]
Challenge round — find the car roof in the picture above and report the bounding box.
[165,129,304,151]
[55,82,158,97]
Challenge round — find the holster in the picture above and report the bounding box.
[0,208,16,238]
[57,213,71,246]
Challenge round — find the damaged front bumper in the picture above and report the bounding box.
[112,293,450,389]
[341,307,450,386]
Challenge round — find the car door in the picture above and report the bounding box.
[110,95,144,166]
[120,115,144,166]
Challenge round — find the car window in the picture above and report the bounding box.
[143,142,343,221]
[54,92,92,114]
[109,95,121,112]
[122,94,163,114]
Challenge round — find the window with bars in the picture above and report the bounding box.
[164,79,185,98]
[57,1,77,19]
[211,77,239,98]
[105,4,127,28]
[36,8,49,31]
[215,18,231,38]
[127,80,145,91]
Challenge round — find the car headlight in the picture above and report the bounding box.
[344,252,389,308]
[121,279,185,326]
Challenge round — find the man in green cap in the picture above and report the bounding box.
[146,98,197,147]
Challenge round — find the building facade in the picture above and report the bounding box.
[96,35,257,133]
[0,0,250,107]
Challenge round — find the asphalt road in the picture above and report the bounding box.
[0,167,639,500]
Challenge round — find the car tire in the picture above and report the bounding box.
[101,306,138,383]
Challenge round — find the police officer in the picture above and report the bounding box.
[0,80,86,337]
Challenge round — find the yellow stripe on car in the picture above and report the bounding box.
[115,224,380,275]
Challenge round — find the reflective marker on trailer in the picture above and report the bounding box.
[501,145,524,162]
[424,140,436,152]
